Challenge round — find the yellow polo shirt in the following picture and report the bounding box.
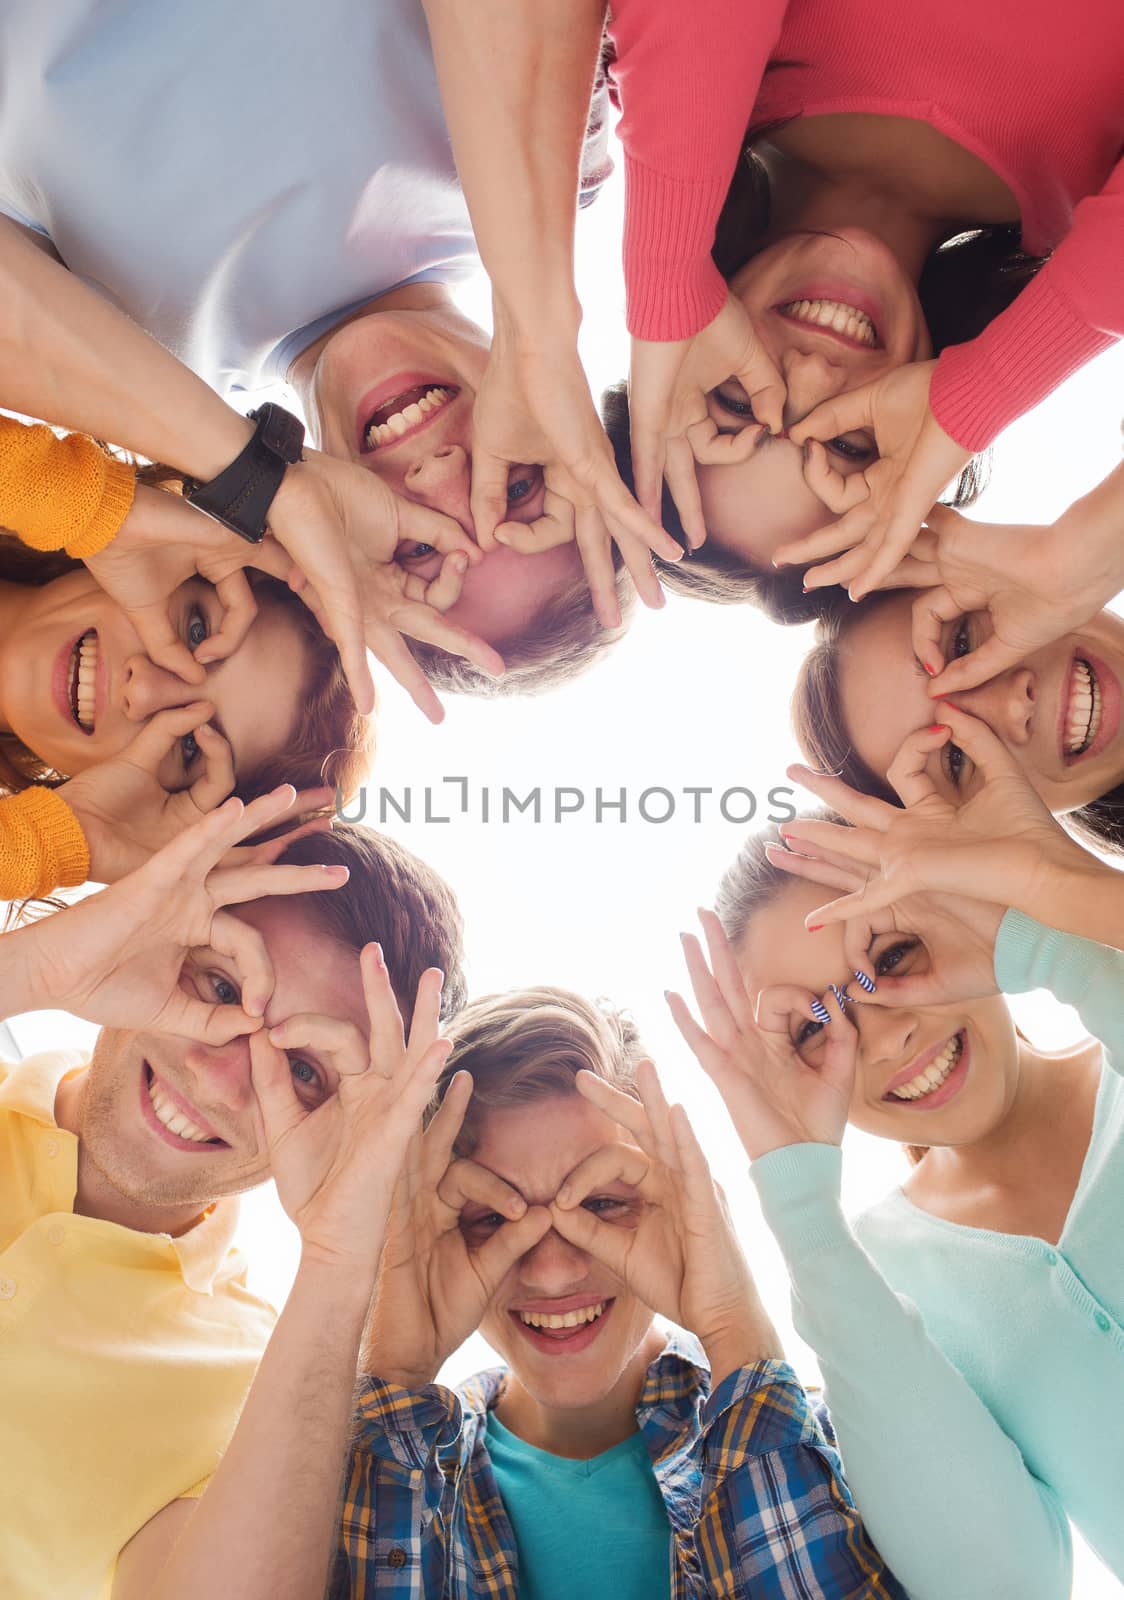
[0,1052,277,1599]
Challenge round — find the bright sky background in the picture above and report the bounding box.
[7,120,1123,1597]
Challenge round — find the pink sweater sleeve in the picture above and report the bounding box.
[608,0,789,342]
[930,156,1124,452]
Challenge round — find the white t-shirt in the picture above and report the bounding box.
[0,0,478,395]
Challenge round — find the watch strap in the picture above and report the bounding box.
[184,402,305,544]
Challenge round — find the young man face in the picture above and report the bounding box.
[295,297,584,648]
[464,1092,664,1417]
[74,899,370,1212]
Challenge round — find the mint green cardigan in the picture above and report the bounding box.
[752,911,1124,1600]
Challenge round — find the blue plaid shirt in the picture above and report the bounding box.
[332,1333,906,1599]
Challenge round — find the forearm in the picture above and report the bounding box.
[0,216,251,477]
[1054,457,1124,610]
[996,909,1124,1068]
[144,1254,374,1600]
[752,1144,1072,1600]
[1029,854,1124,951]
[422,0,603,338]
[699,1298,784,1392]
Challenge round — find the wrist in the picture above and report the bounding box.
[295,1245,379,1315]
[492,293,582,358]
[360,1337,437,1391]
[702,1319,783,1392]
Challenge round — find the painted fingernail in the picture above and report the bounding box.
[830,983,850,1007]
[853,969,877,994]
[922,662,937,676]
[810,999,831,1024]
[807,923,824,933]
[927,724,946,734]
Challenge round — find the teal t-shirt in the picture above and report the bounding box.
[485,1412,672,1600]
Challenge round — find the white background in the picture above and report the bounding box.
[8,124,1124,1597]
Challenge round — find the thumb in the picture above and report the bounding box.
[469,450,516,552]
[126,606,208,686]
[115,701,215,774]
[929,633,1024,695]
[249,1030,305,1149]
[789,382,877,446]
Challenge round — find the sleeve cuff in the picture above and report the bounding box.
[0,787,90,900]
[995,907,1107,1009]
[750,1143,850,1264]
[930,272,1113,452]
[67,455,136,558]
[623,155,729,340]
[702,1361,824,1478]
[352,1378,464,1470]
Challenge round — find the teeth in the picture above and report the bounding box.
[147,1074,214,1144]
[778,298,877,346]
[519,1301,606,1331]
[889,1034,963,1102]
[1064,660,1101,756]
[365,387,452,449]
[70,631,98,729]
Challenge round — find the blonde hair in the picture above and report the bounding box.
[432,986,647,1153]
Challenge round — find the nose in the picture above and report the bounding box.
[404,444,474,539]
[122,653,206,722]
[181,1036,255,1116]
[779,347,852,431]
[516,1227,592,1297]
[855,1002,922,1071]
[954,668,1035,747]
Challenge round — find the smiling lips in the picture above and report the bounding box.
[363,385,456,451]
[143,1064,227,1150]
[69,629,98,733]
[778,296,878,347]
[510,1297,613,1352]
[1062,658,1102,758]
[883,1031,966,1104]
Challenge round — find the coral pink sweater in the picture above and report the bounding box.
[608,0,1124,450]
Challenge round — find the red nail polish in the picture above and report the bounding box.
[927,724,946,734]
[807,923,824,932]
[922,662,936,676]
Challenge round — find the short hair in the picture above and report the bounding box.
[431,986,647,1153]
[275,823,467,1025]
[405,568,636,697]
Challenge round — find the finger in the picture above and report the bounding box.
[685,416,763,471]
[664,987,731,1085]
[438,1156,528,1220]
[116,701,216,773]
[395,497,480,562]
[468,1205,553,1290]
[800,881,899,932]
[402,965,446,1061]
[910,584,966,681]
[363,622,445,723]
[696,908,756,1033]
[801,439,870,515]
[884,724,953,808]
[207,908,276,1019]
[635,1058,677,1171]
[249,1028,305,1144]
[206,859,350,909]
[127,604,209,686]
[630,423,668,530]
[574,506,624,630]
[802,542,881,597]
[422,550,470,614]
[361,943,409,1076]
[469,449,518,552]
[187,722,237,813]
[739,362,786,440]
[764,842,867,896]
[923,703,1025,786]
[871,553,941,592]
[421,1069,474,1182]
[610,521,664,613]
[377,598,506,680]
[266,1012,367,1073]
[573,1070,657,1157]
[754,982,822,1035]
[848,506,932,605]
[662,435,706,552]
[779,819,882,867]
[928,634,1027,697]
[821,985,859,1097]
[554,1141,652,1208]
[547,1200,634,1277]
[789,384,878,447]
[773,503,873,571]
[196,569,258,663]
[490,518,573,555]
[583,455,681,562]
[679,932,741,1053]
[785,764,895,829]
[240,534,297,588]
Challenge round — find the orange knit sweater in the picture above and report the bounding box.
[1,415,136,899]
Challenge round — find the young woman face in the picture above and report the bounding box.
[695,228,933,567]
[834,593,1124,811]
[0,569,309,787]
[736,878,1020,1148]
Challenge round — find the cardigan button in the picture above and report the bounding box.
[0,1277,16,1300]
[1094,1311,1111,1333]
[1044,1249,1058,1266]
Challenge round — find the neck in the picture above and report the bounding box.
[286,279,455,409]
[920,1034,1100,1193]
[55,1070,215,1239]
[758,142,947,284]
[494,1326,665,1459]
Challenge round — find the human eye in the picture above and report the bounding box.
[184,604,210,652]
[826,431,877,464]
[872,936,927,977]
[400,541,437,560]
[179,729,201,771]
[582,1194,630,1218]
[204,970,241,1006]
[710,384,757,429]
[287,1054,327,1108]
[460,1209,505,1244]
[506,465,543,506]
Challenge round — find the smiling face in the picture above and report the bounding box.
[464,1094,661,1418]
[835,593,1124,811]
[737,879,1019,1146]
[75,900,370,1210]
[302,303,583,646]
[0,569,309,789]
[697,229,932,566]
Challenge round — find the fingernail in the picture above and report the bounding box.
[927,724,946,734]
[493,530,511,547]
[555,1186,570,1207]
[922,662,937,676]
[810,999,831,1023]
[371,942,386,971]
[853,969,876,994]
[452,552,468,571]
[807,923,824,933]
[830,983,850,1007]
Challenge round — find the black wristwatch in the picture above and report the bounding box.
[184,403,305,543]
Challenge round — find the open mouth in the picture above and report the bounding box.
[68,629,98,733]
[510,1298,613,1352]
[142,1063,227,1150]
[776,297,878,348]
[1062,657,1102,758]
[884,1031,965,1103]
[363,384,457,451]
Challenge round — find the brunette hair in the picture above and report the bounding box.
[274,822,467,1026]
[600,135,1043,611]
[791,593,1124,858]
[405,566,636,697]
[430,986,646,1153]
[0,509,373,807]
